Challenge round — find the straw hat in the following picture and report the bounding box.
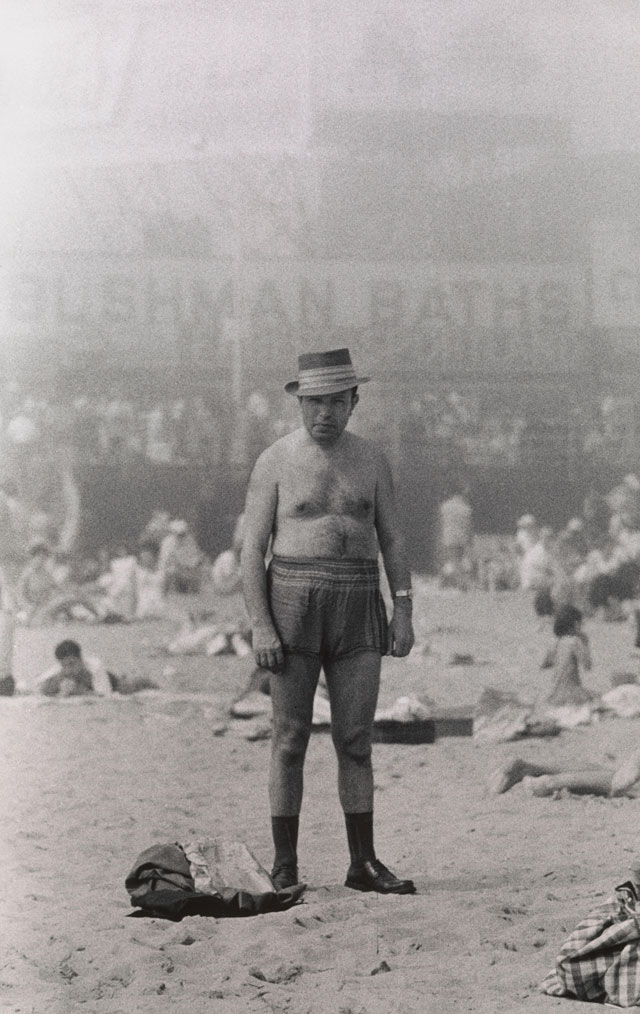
[285,348,369,397]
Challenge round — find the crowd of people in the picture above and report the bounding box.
[0,382,296,471]
[399,391,527,466]
[515,474,640,621]
[3,380,636,476]
[437,473,640,617]
[19,510,248,627]
[0,505,250,699]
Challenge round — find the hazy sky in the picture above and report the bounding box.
[315,0,640,153]
[0,1,638,153]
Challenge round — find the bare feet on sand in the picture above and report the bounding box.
[487,758,559,794]
[611,749,640,796]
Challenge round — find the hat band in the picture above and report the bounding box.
[297,364,357,393]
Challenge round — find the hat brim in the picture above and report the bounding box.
[285,377,370,396]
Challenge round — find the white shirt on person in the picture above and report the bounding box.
[35,654,113,696]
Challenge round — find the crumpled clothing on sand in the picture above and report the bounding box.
[473,687,572,743]
[311,692,435,727]
[476,679,640,742]
[540,882,640,1007]
[373,694,435,723]
[601,683,640,719]
[125,839,304,921]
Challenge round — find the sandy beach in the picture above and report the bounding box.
[2,583,640,1013]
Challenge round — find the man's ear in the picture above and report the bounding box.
[351,392,359,411]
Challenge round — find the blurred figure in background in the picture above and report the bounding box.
[543,604,594,709]
[16,541,61,622]
[134,541,166,620]
[438,486,473,590]
[520,525,555,594]
[16,540,106,626]
[608,473,640,536]
[95,544,138,622]
[158,519,204,594]
[582,486,610,550]
[515,514,538,559]
[556,517,589,575]
[211,513,245,597]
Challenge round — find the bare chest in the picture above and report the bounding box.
[278,460,376,521]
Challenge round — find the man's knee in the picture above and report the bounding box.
[272,720,311,766]
[332,725,372,766]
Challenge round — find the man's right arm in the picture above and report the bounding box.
[240,449,284,673]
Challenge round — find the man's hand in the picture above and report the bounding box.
[253,628,285,673]
[388,605,414,657]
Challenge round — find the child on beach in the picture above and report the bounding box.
[36,639,114,697]
[35,639,157,697]
[544,604,594,708]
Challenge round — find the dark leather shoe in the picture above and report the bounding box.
[345,859,416,894]
[271,864,299,890]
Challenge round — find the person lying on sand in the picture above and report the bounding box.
[16,541,107,626]
[488,749,640,798]
[35,639,157,697]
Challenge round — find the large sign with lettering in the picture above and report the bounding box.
[0,258,587,381]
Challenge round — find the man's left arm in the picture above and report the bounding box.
[374,450,414,658]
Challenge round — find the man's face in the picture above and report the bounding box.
[299,389,358,445]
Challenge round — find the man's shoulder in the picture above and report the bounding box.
[255,429,305,465]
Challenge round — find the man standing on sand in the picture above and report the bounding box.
[241,348,416,894]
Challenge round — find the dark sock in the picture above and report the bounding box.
[344,811,375,865]
[271,815,299,870]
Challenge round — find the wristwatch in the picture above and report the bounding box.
[393,589,413,600]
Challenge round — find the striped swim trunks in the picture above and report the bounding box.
[267,556,388,663]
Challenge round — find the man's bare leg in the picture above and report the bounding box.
[522,770,614,796]
[267,652,321,888]
[522,751,640,798]
[325,650,415,894]
[269,652,322,813]
[324,650,380,812]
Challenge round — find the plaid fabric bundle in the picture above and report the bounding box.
[540,882,640,1007]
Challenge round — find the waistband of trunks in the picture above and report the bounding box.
[270,556,379,583]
